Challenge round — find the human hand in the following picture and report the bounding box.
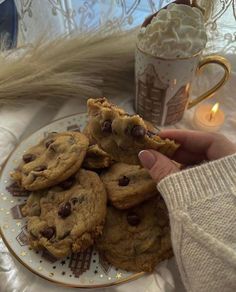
[139,130,236,183]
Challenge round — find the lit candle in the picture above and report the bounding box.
[193,102,225,132]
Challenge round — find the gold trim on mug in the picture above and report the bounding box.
[188,55,231,108]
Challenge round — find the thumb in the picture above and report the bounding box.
[138,150,179,183]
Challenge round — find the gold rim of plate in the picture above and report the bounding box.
[0,227,145,288]
[0,112,146,289]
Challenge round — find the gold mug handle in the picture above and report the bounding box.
[188,55,231,109]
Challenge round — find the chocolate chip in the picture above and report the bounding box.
[101,120,112,133]
[58,202,71,218]
[23,153,36,163]
[59,177,75,190]
[45,139,54,148]
[131,125,146,138]
[127,212,141,226]
[118,176,130,186]
[34,165,47,171]
[41,227,55,239]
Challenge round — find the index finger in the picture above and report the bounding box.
[159,129,215,154]
[159,130,215,154]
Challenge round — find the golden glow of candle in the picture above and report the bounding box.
[209,102,219,121]
[193,102,225,132]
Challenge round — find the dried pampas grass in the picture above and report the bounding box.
[0,27,138,105]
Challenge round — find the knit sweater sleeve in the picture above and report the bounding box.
[157,154,236,292]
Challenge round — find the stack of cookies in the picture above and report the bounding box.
[11,98,179,272]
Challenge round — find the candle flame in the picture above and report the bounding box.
[209,102,219,121]
[211,102,219,114]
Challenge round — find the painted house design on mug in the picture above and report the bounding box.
[137,64,168,125]
[165,85,189,125]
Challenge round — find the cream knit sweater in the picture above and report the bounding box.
[157,154,236,292]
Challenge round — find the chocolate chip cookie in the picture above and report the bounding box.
[96,196,172,272]
[100,162,157,209]
[23,169,107,258]
[87,98,179,164]
[11,132,89,191]
[82,144,113,170]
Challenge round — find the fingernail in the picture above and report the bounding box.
[138,150,156,170]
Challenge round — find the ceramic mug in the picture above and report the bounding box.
[135,18,231,126]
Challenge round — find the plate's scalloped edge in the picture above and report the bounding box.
[0,112,146,288]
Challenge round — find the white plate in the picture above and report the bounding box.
[0,113,144,288]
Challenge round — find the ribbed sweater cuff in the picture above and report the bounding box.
[158,154,236,212]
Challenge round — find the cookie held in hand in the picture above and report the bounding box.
[87,98,179,164]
